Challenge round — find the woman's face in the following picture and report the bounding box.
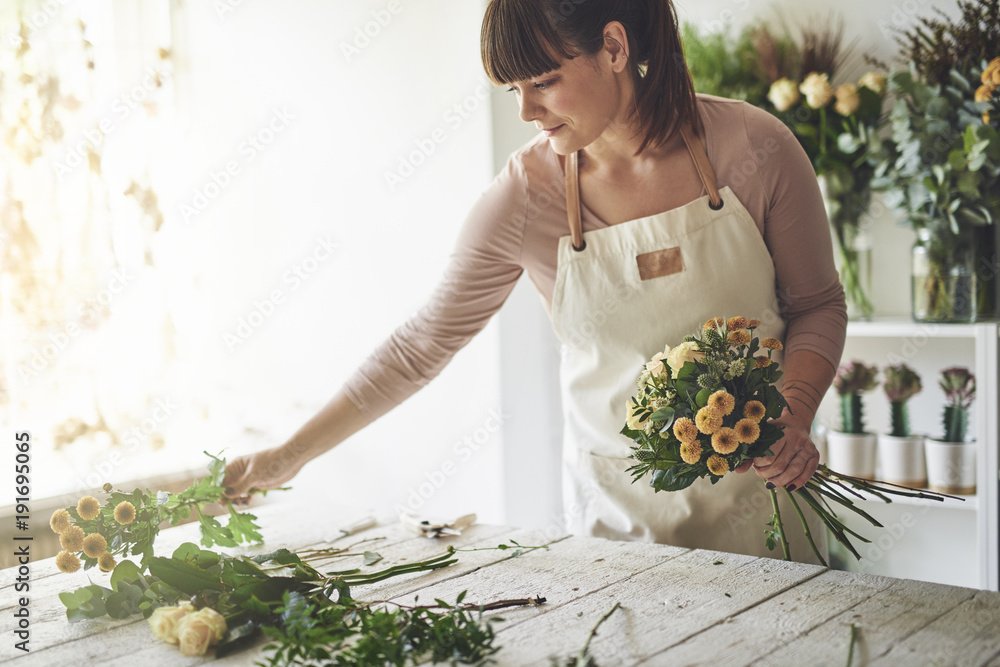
[507,50,627,155]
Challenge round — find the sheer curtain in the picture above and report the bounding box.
[2,0,504,522]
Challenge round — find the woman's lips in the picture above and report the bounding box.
[542,124,564,137]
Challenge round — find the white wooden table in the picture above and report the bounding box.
[3,502,999,666]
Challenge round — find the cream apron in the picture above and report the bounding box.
[551,126,825,564]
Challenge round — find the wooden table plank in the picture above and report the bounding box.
[489,549,823,666]
[648,570,897,666]
[756,577,978,666]
[871,589,1000,666]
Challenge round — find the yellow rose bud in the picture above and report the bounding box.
[834,83,860,116]
[768,77,801,112]
[800,72,834,108]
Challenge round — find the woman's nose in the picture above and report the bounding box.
[518,94,541,124]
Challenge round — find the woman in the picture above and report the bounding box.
[223,0,846,562]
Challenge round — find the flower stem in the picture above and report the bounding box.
[785,489,827,567]
[579,602,621,660]
[769,487,790,561]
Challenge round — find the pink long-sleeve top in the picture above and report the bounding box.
[344,95,848,423]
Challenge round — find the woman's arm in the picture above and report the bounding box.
[730,102,848,490]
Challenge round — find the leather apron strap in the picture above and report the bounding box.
[563,124,724,251]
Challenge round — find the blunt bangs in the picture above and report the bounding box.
[481,0,577,85]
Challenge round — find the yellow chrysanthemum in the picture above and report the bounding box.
[975,83,996,103]
[983,57,1000,84]
[754,356,772,369]
[735,418,761,444]
[726,316,748,330]
[761,337,784,351]
[114,501,136,525]
[50,508,72,534]
[708,390,736,416]
[98,552,117,572]
[82,533,108,559]
[728,329,751,346]
[673,417,698,443]
[986,110,993,124]
[711,427,740,454]
[680,440,703,465]
[60,525,85,552]
[695,406,723,434]
[702,316,724,331]
[77,496,101,521]
[706,454,730,476]
[743,400,767,422]
[746,318,761,328]
[56,550,81,573]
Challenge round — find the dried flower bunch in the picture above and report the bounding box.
[894,0,1000,87]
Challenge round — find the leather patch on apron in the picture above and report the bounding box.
[636,246,684,281]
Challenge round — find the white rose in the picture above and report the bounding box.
[625,399,650,430]
[174,607,227,657]
[834,83,860,115]
[147,606,189,645]
[858,71,887,96]
[645,351,668,378]
[767,77,800,112]
[799,72,833,108]
[666,341,703,376]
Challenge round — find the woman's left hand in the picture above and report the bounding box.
[734,414,819,491]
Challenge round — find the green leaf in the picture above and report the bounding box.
[226,503,263,544]
[695,387,712,408]
[362,551,383,566]
[110,559,142,591]
[148,557,222,595]
[196,507,238,548]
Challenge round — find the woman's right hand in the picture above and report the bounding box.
[222,444,305,503]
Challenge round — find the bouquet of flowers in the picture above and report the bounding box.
[622,316,957,565]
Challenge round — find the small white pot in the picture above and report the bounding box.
[925,439,977,495]
[876,434,926,487]
[826,431,877,479]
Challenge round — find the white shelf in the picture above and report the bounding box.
[846,317,997,339]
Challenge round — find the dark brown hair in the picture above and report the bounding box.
[480,0,700,153]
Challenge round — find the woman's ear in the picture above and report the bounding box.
[602,21,630,72]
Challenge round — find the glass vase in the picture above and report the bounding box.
[973,224,999,320]
[820,175,874,320]
[911,228,977,323]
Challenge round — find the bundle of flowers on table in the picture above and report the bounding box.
[622,316,960,565]
[46,453,549,664]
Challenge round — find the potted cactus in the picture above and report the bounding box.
[827,360,879,478]
[877,364,925,486]
[925,367,977,494]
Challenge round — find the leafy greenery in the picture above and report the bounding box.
[59,538,548,664]
[55,452,264,570]
[681,23,769,103]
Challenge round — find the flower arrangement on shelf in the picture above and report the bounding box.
[760,26,888,322]
[682,18,889,320]
[878,364,926,486]
[867,0,1000,323]
[621,317,954,566]
[926,367,978,494]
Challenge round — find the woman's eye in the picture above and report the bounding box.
[533,81,552,90]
